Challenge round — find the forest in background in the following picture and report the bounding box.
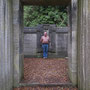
[24,6,68,27]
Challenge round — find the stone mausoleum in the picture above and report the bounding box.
[0,0,90,90]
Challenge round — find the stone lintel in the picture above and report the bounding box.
[22,0,71,6]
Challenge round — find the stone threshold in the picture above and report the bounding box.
[19,83,77,88]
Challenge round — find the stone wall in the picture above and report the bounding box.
[56,28,68,57]
[68,0,78,86]
[0,0,13,90]
[78,0,90,89]
[24,34,37,56]
[13,0,24,87]
[24,25,69,58]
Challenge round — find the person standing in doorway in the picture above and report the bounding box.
[40,32,50,58]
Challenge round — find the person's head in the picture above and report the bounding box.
[44,32,47,37]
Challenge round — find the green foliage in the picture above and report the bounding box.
[24,6,68,27]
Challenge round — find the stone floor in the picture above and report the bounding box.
[14,58,78,90]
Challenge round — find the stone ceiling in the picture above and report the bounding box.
[22,0,71,6]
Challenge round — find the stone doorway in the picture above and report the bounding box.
[13,0,78,88]
[1,0,90,90]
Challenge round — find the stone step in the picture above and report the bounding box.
[19,83,76,88]
[14,83,78,90]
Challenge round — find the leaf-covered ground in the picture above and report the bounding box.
[21,58,70,84]
[14,58,78,90]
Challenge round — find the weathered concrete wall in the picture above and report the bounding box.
[13,0,24,87]
[24,34,37,55]
[78,0,90,89]
[24,25,69,58]
[56,28,68,57]
[0,0,13,90]
[68,0,78,85]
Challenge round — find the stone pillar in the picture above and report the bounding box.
[37,25,43,53]
[0,0,13,90]
[78,0,90,89]
[68,0,78,85]
[49,25,56,53]
[13,0,24,87]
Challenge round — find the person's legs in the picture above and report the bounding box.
[42,44,46,58]
[45,44,48,58]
